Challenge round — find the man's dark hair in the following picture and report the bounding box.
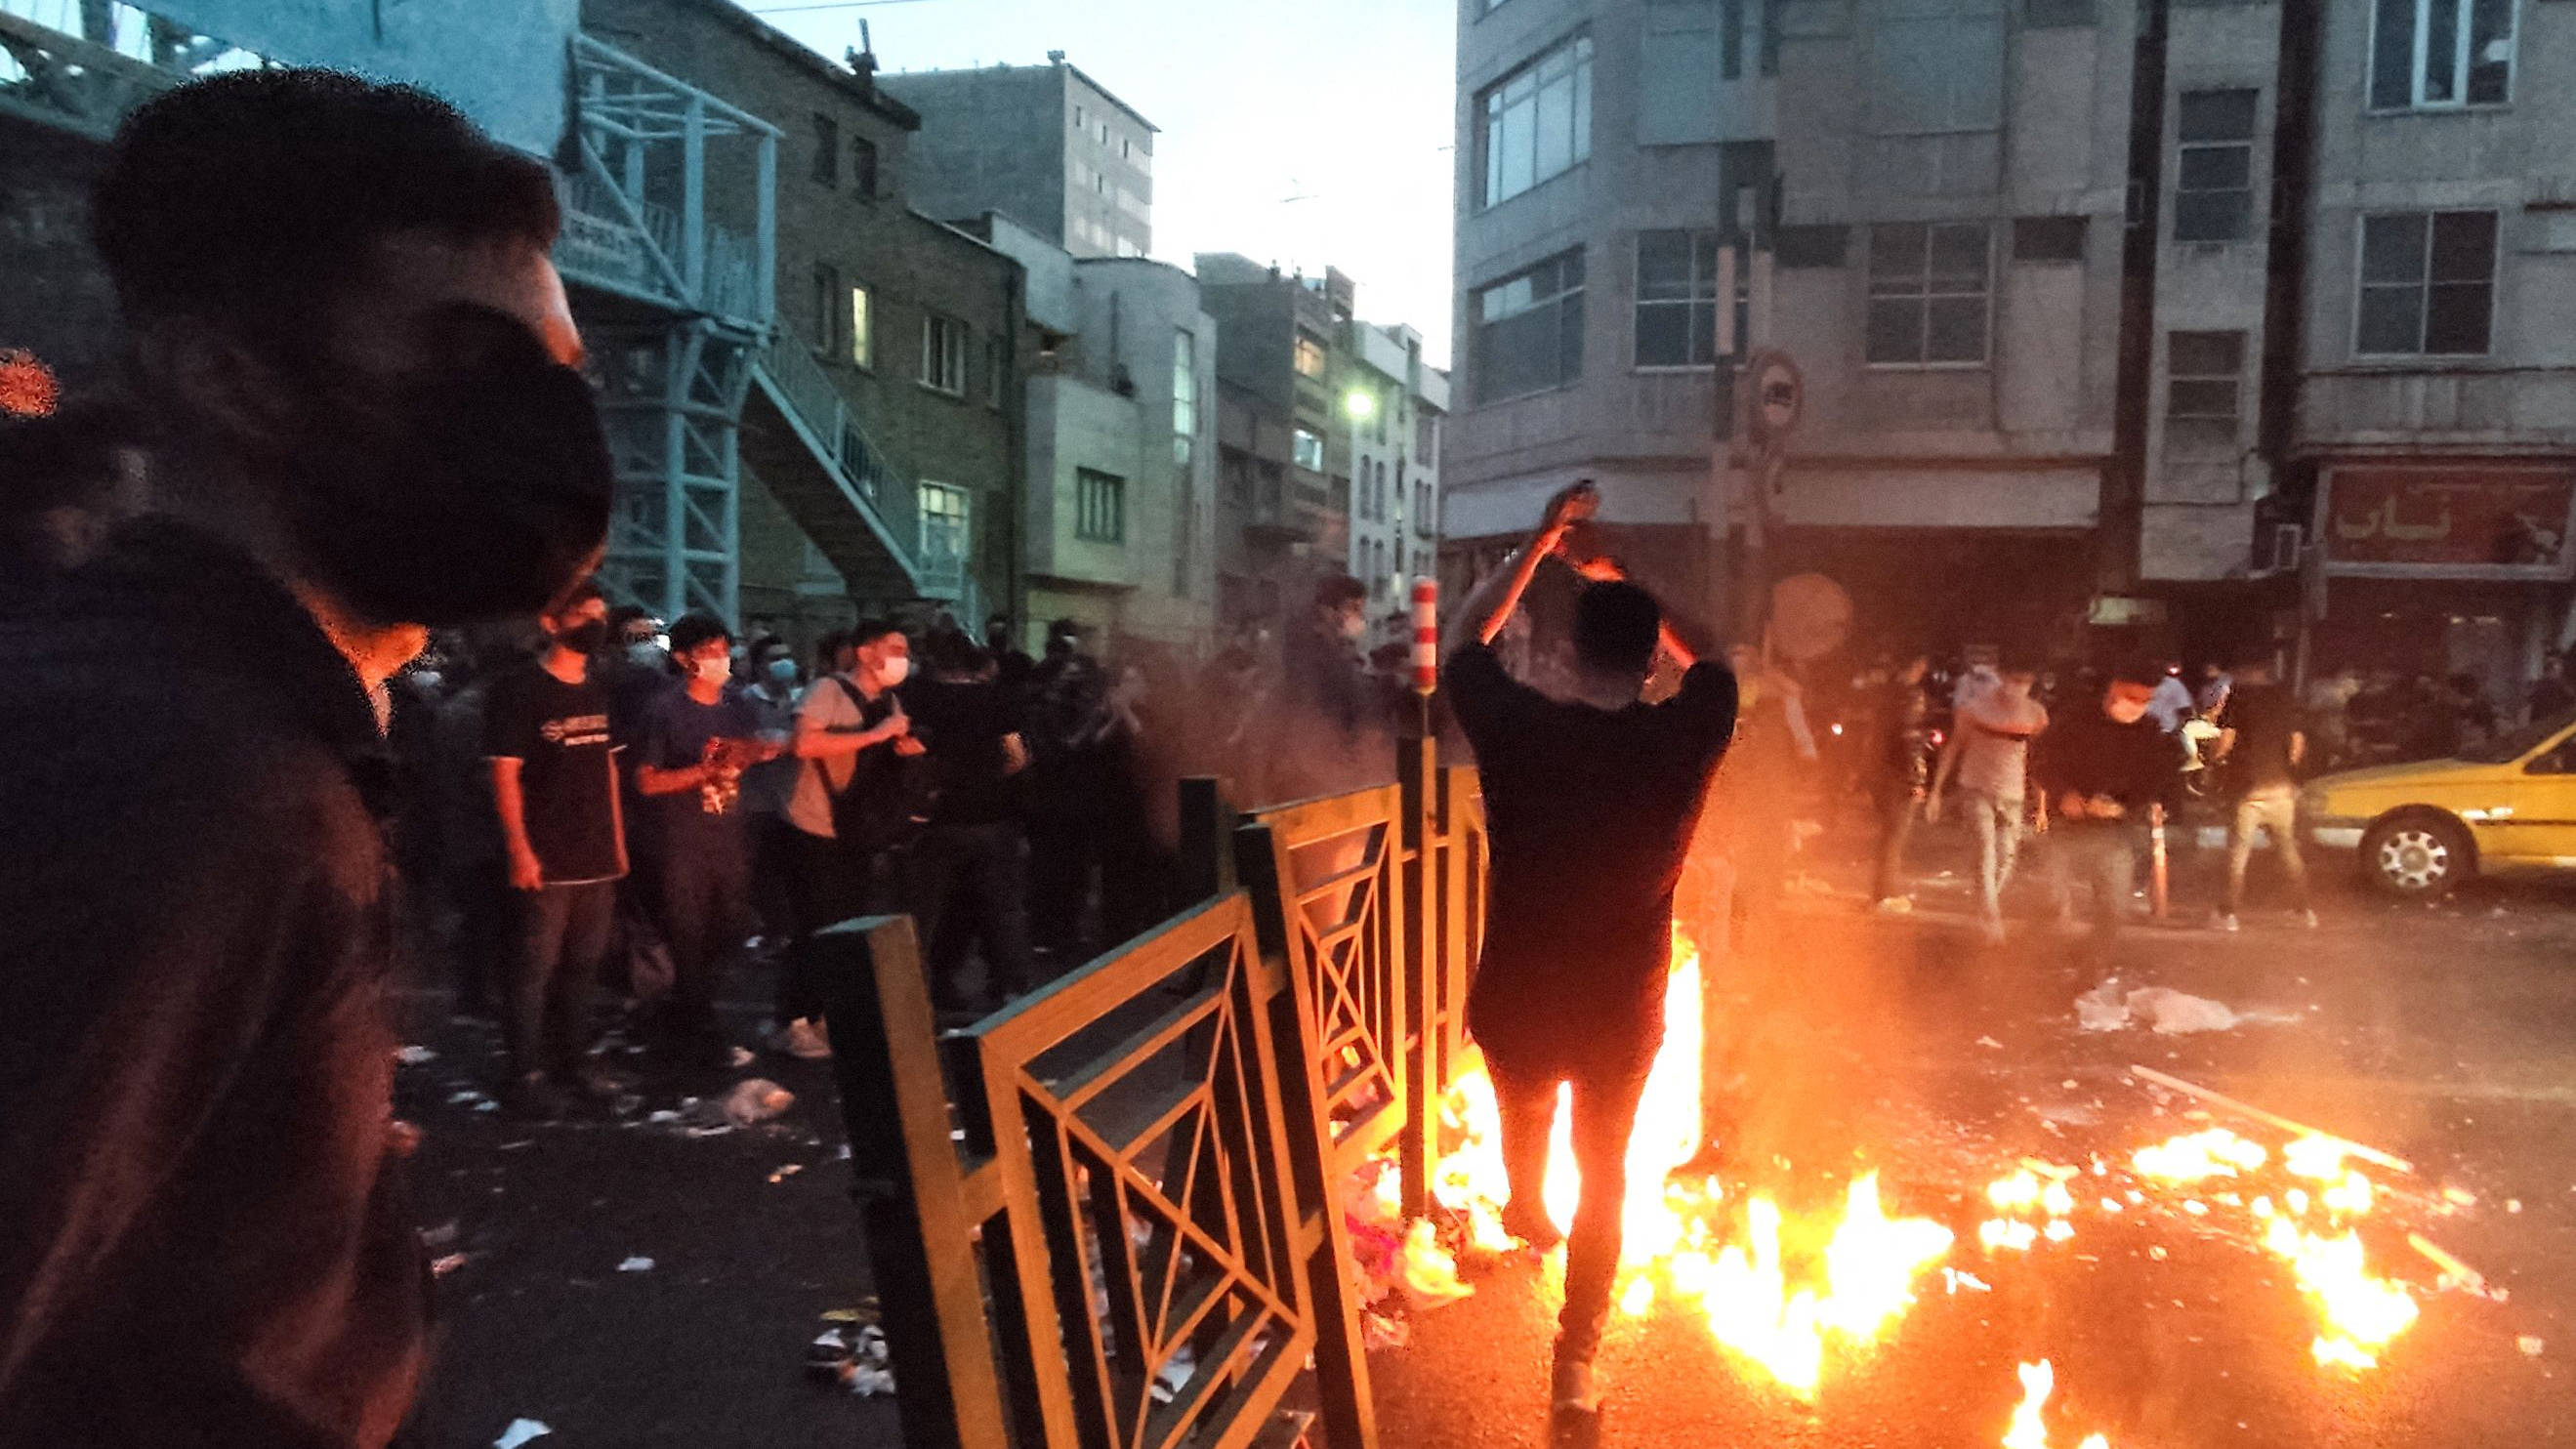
[814,628,851,671]
[748,631,788,661]
[851,616,904,648]
[666,612,731,657]
[605,602,648,632]
[1573,581,1660,678]
[554,578,604,613]
[1312,574,1366,612]
[92,70,560,341]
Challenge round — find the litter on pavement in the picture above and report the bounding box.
[617,1256,655,1272]
[725,1078,796,1126]
[2077,979,2242,1034]
[492,1419,551,1448]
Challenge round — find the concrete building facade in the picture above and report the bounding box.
[1344,321,1451,613]
[1198,254,1359,632]
[879,57,1155,260]
[969,212,1220,657]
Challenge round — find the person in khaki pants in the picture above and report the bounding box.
[2210,657,2317,932]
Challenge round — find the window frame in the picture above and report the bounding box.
[852,135,880,199]
[1470,247,1588,404]
[1292,332,1329,380]
[2351,209,2500,359]
[919,312,971,397]
[2173,89,2260,244]
[1475,30,1596,211]
[917,480,971,573]
[1172,329,1200,469]
[2163,329,2246,455]
[1074,468,1127,543]
[1292,427,1326,473]
[811,263,844,357]
[1863,221,1994,369]
[849,282,873,369]
[1633,228,1731,372]
[2367,0,2517,113]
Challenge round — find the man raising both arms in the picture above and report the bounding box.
[1443,481,1738,1430]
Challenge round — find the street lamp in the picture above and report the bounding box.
[1343,388,1377,423]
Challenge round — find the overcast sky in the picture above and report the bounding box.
[744,0,1461,366]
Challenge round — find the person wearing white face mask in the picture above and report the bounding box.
[635,612,784,1069]
[769,619,922,1056]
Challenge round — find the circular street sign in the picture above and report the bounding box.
[1769,572,1852,661]
[1743,348,1804,446]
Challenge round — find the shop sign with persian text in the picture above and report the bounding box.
[2319,464,2576,579]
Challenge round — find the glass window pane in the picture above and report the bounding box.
[2423,0,2463,102]
[2361,214,2428,284]
[2169,379,2239,417]
[1929,224,1988,290]
[2430,211,2497,281]
[2468,0,2513,102]
[2180,145,2252,191]
[1535,75,1574,179]
[2357,284,2424,353]
[2426,282,2492,353]
[1695,232,1724,294]
[1559,290,1587,385]
[2174,191,2251,243]
[2371,0,2417,106]
[2178,89,2259,142]
[1572,50,1594,160]
[2169,330,2244,375]
[1691,301,1720,364]
[1870,224,1929,286]
[1502,100,1537,197]
[1639,230,1696,300]
[1926,296,1988,361]
[1637,304,1692,366]
[1867,298,1926,363]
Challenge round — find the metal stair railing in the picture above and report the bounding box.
[750,330,943,598]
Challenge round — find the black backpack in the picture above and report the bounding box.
[820,677,935,854]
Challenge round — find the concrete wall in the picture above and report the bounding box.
[0,122,118,392]
[877,65,1068,248]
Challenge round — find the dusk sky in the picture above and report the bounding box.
[744,0,1462,366]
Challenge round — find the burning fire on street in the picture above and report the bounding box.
[1357,930,2494,1443]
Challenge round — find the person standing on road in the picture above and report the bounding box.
[1868,655,1933,912]
[905,635,1037,1014]
[771,620,919,1056]
[635,613,783,1069]
[487,584,630,1116]
[1930,659,2050,940]
[1444,482,1737,1426]
[2210,657,2315,932]
[0,70,610,1445]
[2034,662,2183,960]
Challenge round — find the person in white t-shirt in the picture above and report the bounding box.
[1930,660,2049,940]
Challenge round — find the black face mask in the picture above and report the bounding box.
[559,618,608,654]
[276,303,611,629]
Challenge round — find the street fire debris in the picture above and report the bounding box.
[1352,929,2519,1437]
[808,1302,894,1396]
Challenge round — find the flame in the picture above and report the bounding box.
[2262,1218,2419,1369]
[2003,1360,2113,1449]
[2132,1128,2268,1182]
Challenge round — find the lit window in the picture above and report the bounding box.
[918,481,970,572]
[1479,33,1593,209]
[1173,329,1199,468]
[1076,468,1126,542]
[1865,222,1990,365]
[1294,333,1328,379]
[849,284,872,367]
[2371,0,2514,110]
[2174,90,2258,243]
[1472,248,1585,402]
[1293,427,1326,472]
[2356,210,2496,356]
[920,313,969,395]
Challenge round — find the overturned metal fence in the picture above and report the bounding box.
[820,738,1488,1449]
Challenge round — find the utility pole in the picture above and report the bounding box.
[2103,0,2173,598]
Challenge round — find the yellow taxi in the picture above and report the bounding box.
[2303,712,2576,897]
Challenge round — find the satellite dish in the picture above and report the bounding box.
[1769,573,1852,661]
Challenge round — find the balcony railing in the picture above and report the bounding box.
[752,328,958,599]
[0,0,271,141]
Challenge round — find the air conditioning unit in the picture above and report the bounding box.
[2261,522,2306,576]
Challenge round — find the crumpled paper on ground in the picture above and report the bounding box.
[2076,979,2240,1034]
[725,1078,796,1126]
[493,1419,552,1448]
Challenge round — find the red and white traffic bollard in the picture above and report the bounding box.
[1410,577,1438,695]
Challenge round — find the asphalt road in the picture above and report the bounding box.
[388,833,2576,1447]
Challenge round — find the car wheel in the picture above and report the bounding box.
[2360,813,2472,899]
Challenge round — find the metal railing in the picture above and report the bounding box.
[825,735,1492,1449]
[751,328,960,599]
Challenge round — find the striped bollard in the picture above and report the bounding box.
[1410,578,1439,695]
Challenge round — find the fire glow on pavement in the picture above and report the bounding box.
[1372,930,2479,1444]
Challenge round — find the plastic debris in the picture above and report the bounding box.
[475,1100,501,1114]
[395,1045,438,1066]
[647,1109,683,1125]
[447,1089,490,1106]
[432,1253,471,1278]
[769,1163,806,1183]
[2520,1337,2546,1357]
[725,1079,796,1127]
[617,1255,655,1272]
[2075,979,2132,1032]
[2077,982,2242,1034]
[730,1045,757,1068]
[808,1314,895,1396]
[493,1419,552,1449]
[1975,1035,2005,1051]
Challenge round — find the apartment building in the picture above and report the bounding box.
[879,56,1156,260]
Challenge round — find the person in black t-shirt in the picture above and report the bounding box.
[903,635,1035,1013]
[486,582,628,1118]
[1442,481,1737,1422]
[2210,658,2314,930]
[2033,660,2183,953]
[636,612,784,1067]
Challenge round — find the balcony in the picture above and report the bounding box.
[0,1,271,141]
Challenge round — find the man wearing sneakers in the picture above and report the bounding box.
[1930,658,2049,939]
[2210,656,2315,932]
[487,582,629,1117]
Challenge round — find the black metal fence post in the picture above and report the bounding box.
[1393,732,1437,1221]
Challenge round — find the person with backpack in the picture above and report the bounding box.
[770,619,920,1057]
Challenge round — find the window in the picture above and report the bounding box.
[811,113,839,186]
[1866,222,1990,365]
[2165,331,2245,454]
[1293,333,1328,379]
[918,482,970,572]
[1173,329,1199,468]
[1472,248,1586,402]
[2371,0,2514,110]
[1293,427,1326,472]
[852,137,879,198]
[812,264,843,354]
[849,284,872,367]
[920,314,969,395]
[985,335,1008,408]
[2175,90,2258,243]
[2013,216,2088,262]
[2357,211,2496,355]
[1075,469,1125,542]
[1635,229,1729,368]
[1478,33,1594,208]
[1416,412,1437,464]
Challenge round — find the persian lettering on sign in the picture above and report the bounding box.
[2323,465,2576,576]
